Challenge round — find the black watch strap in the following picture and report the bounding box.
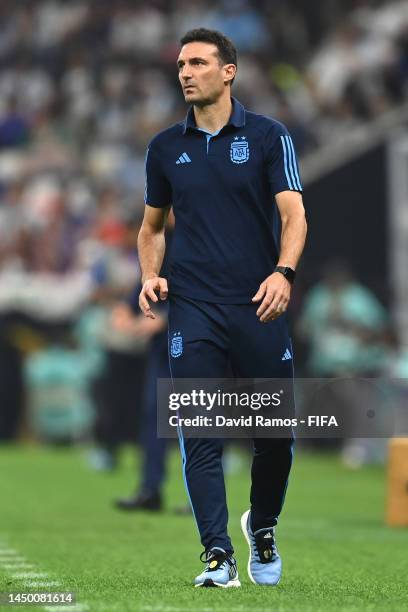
[274,266,296,284]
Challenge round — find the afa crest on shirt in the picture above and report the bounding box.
[230,137,249,164]
[170,332,183,358]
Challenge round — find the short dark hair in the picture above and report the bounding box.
[180,28,237,72]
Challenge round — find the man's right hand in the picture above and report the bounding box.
[139,275,168,319]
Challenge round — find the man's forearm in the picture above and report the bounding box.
[277,212,307,270]
[138,227,166,283]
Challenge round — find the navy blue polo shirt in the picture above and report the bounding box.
[144,97,302,304]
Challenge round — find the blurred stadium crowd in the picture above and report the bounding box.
[1,0,408,451]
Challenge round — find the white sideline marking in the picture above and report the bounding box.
[0,541,89,612]
[26,581,61,588]
[2,563,35,569]
[12,572,50,579]
[0,549,18,555]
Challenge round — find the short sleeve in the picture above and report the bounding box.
[266,125,303,196]
[144,144,172,208]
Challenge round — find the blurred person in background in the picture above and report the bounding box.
[111,296,168,509]
[84,214,146,470]
[339,325,408,468]
[25,328,94,444]
[0,314,23,441]
[298,259,390,462]
[0,96,30,149]
[298,260,388,378]
[114,212,174,511]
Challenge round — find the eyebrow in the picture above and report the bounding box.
[177,57,209,67]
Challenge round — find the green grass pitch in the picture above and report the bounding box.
[0,444,408,611]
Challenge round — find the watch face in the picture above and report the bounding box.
[276,266,295,283]
[287,268,295,283]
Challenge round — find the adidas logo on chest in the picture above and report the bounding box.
[176,152,191,164]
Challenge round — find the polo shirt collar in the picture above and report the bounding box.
[182,97,246,134]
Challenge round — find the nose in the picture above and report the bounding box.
[180,65,192,80]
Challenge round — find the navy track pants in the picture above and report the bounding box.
[168,294,294,554]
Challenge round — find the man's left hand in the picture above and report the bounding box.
[252,272,292,322]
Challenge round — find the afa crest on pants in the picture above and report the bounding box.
[170,332,183,358]
[230,137,249,164]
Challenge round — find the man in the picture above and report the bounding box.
[114,215,191,512]
[112,295,168,510]
[138,28,307,588]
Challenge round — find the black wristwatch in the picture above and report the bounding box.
[274,266,296,284]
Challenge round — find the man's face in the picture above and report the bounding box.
[177,42,235,106]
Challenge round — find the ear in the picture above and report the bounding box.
[223,63,237,85]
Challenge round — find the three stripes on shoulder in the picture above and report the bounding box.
[280,135,302,191]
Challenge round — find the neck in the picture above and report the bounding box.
[193,91,232,133]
